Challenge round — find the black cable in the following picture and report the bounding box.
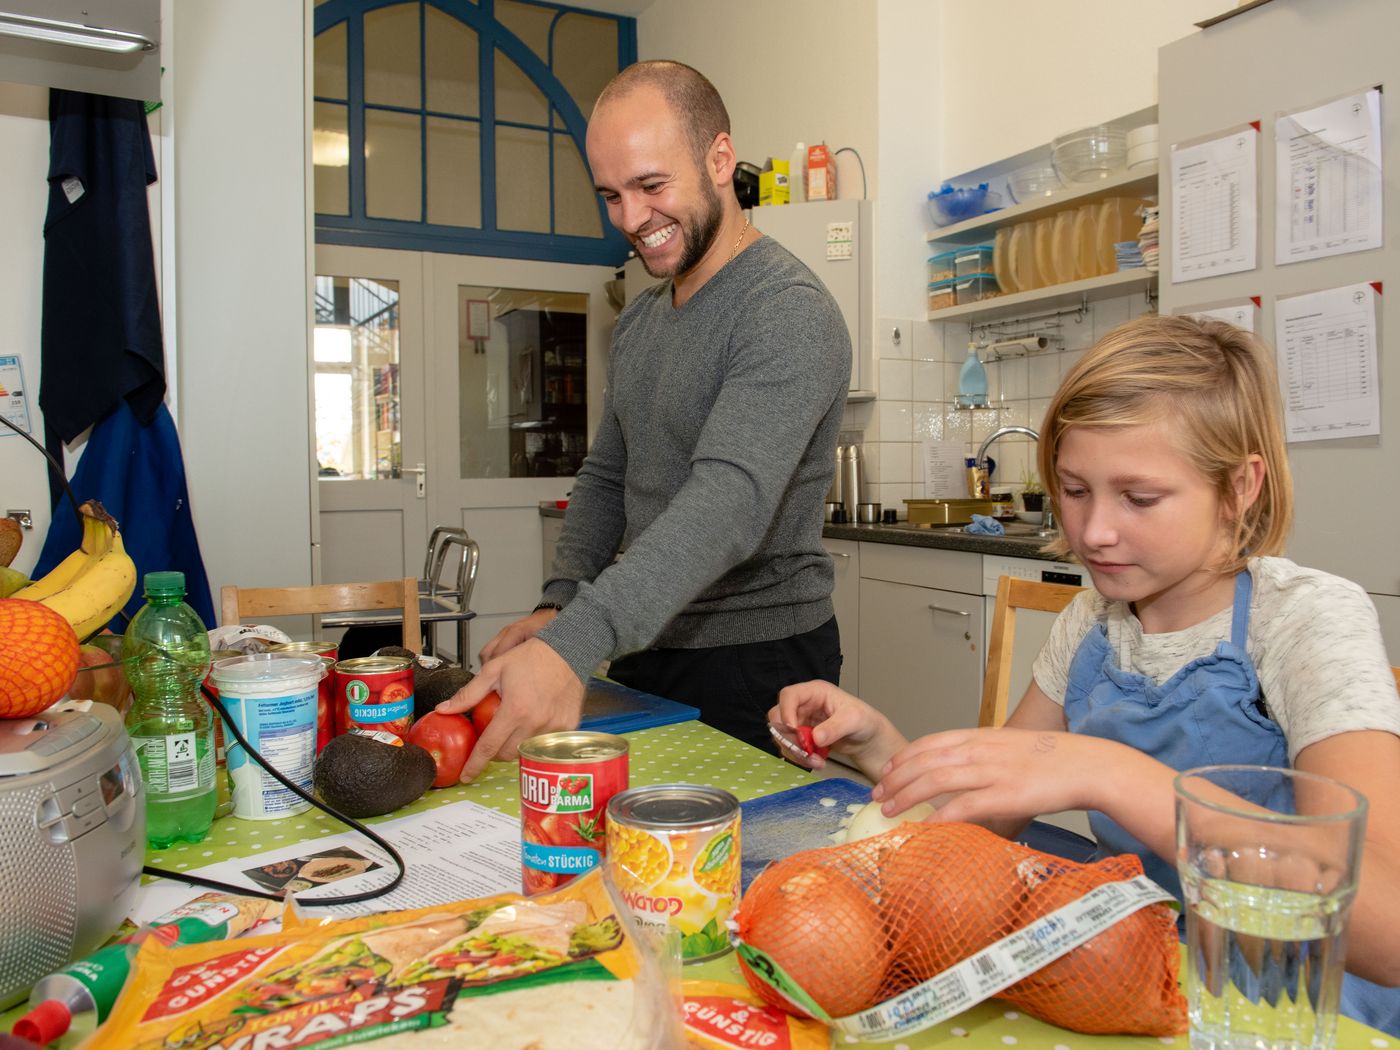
[141,684,408,906]
[0,413,83,530]
[834,146,868,199]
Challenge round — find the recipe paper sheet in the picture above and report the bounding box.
[1170,125,1259,283]
[1275,88,1383,265]
[131,799,522,925]
[922,440,968,498]
[1274,283,1381,442]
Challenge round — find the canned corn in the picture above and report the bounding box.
[606,784,741,962]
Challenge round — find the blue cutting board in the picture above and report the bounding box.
[739,777,872,893]
[578,678,700,735]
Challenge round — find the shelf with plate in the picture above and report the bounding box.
[925,268,1157,325]
[925,169,1157,245]
[924,168,1158,326]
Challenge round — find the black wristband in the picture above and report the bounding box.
[533,601,564,614]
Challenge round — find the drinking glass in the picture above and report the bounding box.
[1175,765,1367,1050]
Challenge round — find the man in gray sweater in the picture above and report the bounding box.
[443,60,850,777]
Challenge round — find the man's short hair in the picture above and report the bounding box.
[595,60,730,167]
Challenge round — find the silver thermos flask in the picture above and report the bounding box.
[829,445,845,504]
[841,444,863,518]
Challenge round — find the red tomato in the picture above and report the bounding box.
[471,690,502,734]
[796,724,829,760]
[406,711,478,787]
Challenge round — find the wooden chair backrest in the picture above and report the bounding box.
[220,578,421,654]
[978,575,1083,728]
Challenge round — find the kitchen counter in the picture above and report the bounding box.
[540,502,1059,561]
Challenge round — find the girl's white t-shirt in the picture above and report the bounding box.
[1032,556,1400,762]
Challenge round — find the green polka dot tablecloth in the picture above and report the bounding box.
[8,721,1390,1050]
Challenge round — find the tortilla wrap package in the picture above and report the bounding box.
[82,870,681,1050]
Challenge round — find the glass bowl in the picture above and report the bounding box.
[1005,163,1063,203]
[1051,125,1127,184]
[927,183,1003,227]
[70,633,133,714]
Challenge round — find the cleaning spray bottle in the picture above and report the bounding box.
[956,342,989,409]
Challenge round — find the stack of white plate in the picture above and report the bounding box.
[1127,124,1158,173]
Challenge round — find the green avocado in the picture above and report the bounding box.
[414,666,473,718]
[313,733,436,817]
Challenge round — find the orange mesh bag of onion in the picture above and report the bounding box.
[732,821,1185,1041]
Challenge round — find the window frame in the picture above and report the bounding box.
[313,0,635,265]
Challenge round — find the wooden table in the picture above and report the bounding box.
[8,721,1389,1049]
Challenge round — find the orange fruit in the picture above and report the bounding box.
[0,598,82,717]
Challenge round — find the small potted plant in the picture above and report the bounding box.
[1020,471,1045,514]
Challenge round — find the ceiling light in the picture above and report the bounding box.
[0,12,155,54]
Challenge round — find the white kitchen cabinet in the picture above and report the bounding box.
[857,545,984,740]
[822,538,859,693]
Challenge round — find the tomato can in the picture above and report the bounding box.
[270,641,338,752]
[333,655,415,739]
[518,731,629,896]
[606,784,741,962]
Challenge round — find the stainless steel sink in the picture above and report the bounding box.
[880,520,1048,538]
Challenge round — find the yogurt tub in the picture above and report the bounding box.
[210,654,325,820]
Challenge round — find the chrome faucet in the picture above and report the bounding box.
[975,426,1056,536]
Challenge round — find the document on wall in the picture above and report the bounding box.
[0,355,32,435]
[1275,88,1383,264]
[1170,126,1258,283]
[1274,283,1380,442]
[130,799,523,927]
[1180,300,1258,333]
[922,440,968,498]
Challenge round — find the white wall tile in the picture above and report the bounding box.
[970,406,1005,443]
[1092,295,1131,342]
[841,399,875,434]
[944,361,965,400]
[878,441,913,483]
[912,360,943,402]
[1060,348,1086,378]
[1028,352,1061,398]
[944,406,972,444]
[912,403,944,441]
[913,321,944,362]
[1062,316,1095,352]
[995,358,1029,401]
[944,322,971,355]
[877,315,912,360]
[877,400,912,441]
[878,357,913,400]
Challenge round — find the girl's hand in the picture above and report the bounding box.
[769,680,907,779]
[873,727,1121,827]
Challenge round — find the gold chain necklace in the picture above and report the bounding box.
[727,218,751,264]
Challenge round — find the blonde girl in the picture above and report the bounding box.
[773,315,1400,1030]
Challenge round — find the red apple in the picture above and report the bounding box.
[70,637,130,710]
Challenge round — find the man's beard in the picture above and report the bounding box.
[639,179,724,279]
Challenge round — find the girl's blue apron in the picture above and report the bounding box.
[1062,571,1397,1036]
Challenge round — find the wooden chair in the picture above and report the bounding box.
[978,575,1083,728]
[220,578,422,654]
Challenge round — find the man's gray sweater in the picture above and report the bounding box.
[537,234,851,681]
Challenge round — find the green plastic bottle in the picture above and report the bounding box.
[122,571,216,848]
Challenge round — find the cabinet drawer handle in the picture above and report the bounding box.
[829,551,850,559]
[928,604,969,617]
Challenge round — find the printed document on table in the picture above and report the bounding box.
[922,440,968,498]
[1170,127,1258,283]
[1274,283,1380,442]
[131,799,523,926]
[1275,89,1383,264]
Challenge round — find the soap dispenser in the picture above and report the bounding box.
[956,343,989,409]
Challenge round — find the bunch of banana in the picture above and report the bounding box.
[12,501,137,640]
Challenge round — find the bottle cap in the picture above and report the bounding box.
[144,571,187,598]
[12,1000,72,1045]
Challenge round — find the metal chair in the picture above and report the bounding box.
[422,526,479,662]
[220,578,421,654]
